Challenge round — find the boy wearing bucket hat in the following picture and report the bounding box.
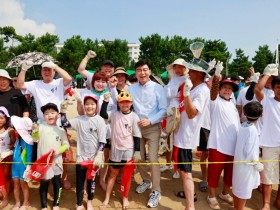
[31,103,69,210]
[10,116,33,210]
[99,91,141,210]
[66,94,106,210]
[207,62,240,209]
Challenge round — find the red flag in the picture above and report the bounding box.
[80,160,99,180]
[118,159,136,198]
[26,149,55,182]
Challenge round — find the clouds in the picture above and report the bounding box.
[0,0,56,37]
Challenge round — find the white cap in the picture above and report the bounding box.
[0,69,12,80]
[0,106,10,117]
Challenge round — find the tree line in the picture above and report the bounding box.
[0,26,278,80]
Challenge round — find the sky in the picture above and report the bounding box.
[0,0,280,61]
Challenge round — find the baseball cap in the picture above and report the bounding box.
[41,103,59,113]
[102,60,114,67]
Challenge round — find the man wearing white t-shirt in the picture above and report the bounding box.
[173,61,210,210]
[17,61,72,120]
[254,64,280,210]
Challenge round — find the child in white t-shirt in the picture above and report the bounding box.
[31,103,69,210]
[100,91,141,210]
[232,101,263,210]
[69,94,107,210]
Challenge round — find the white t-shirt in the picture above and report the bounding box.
[174,83,210,149]
[37,122,69,179]
[109,111,141,150]
[207,96,240,156]
[260,96,280,147]
[165,76,186,108]
[232,122,260,199]
[0,130,10,152]
[237,86,257,122]
[255,88,275,135]
[24,79,66,120]
[70,115,107,163]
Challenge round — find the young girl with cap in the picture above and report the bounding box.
[99,91,141,210]
[0,107,15,209]
[10,116,33,210]
[232,101,263,210]
[67,94,107,210]
[207,62,240,210]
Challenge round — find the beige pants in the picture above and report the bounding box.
[138,123,161,192]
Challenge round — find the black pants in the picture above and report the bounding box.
[76,164,96,206]
[39,174,62,208]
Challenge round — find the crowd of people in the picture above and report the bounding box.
[0,46,279,210]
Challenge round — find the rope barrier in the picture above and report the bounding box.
[1,159,279,166]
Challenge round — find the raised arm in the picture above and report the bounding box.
[254,64,277,101]
[78,50,96,79]
[17,61,34,91]
[53,64,72,87]
[210,61,223,101]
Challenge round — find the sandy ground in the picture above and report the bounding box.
[3,96,279,210]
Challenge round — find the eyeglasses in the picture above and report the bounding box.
[136,68,149,73]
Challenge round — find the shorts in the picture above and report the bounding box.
[110,147,133,162]
[261,146,280,184]
[172,145,192,173]
[208,149,233,188]
[12,162,26,180]
[108,159,127,169]
[197,128,210,151]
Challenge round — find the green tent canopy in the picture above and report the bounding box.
[76,69,136,80]
[75,70,95,79]
[161,71,168,79]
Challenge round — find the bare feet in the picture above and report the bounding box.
[261,203,270,210]
[76,205,84,210]
[63,180,72,190]
[12,202,21,210]
[99,202,108,210]
[122,197,129,210]
[53,206,60,210]
[0,198,9,209]
[87,200,94,210]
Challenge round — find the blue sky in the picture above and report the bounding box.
[1,0,280,61]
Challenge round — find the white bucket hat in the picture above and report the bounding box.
[11,116,33,145]
[0,69,12,80]
[183,61,210,77]
[166,58,187,71]
[0,106,10,117]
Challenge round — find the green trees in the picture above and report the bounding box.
[1,25,279,79]
[252,45,274,73]
[228,49,252,77]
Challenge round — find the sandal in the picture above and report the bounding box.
[207,196,221,210]
[199,181,208,192]
[175,191,197,202]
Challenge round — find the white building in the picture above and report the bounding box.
[55,42,140,62]
[128,43,140,62]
